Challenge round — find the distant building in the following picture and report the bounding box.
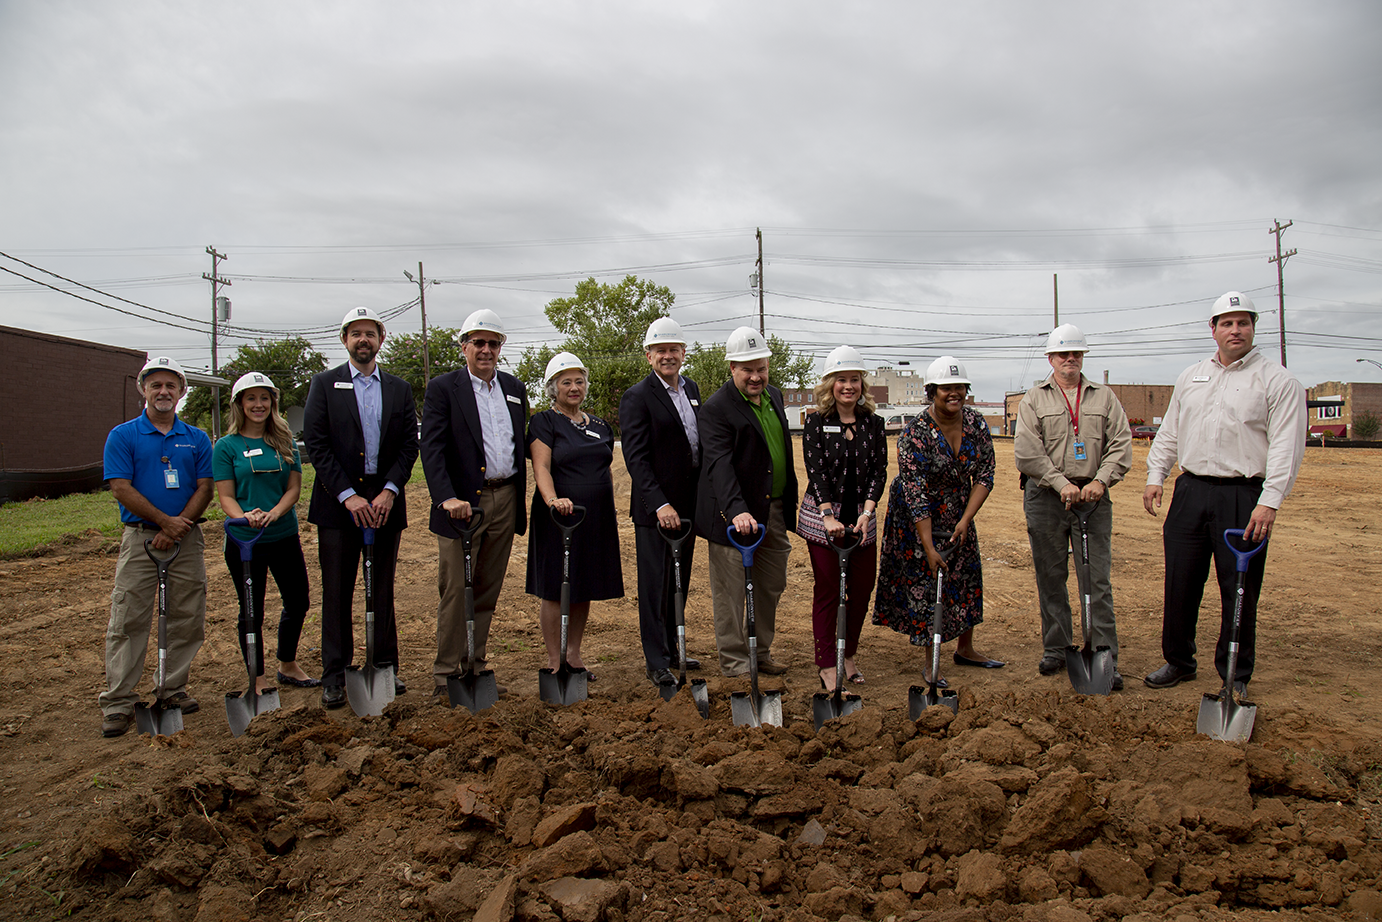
[1003,371,1174,436]
[871,365,926,406]
[779,384,890,430]
[1307,380,1382,438]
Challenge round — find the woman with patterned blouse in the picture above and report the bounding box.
[874,356,1003,686]
[800,346,887,690]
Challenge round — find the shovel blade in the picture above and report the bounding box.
[134,700,183,737]
[446,669,499,714]
[225,688,281,738]
[812,691,863,731]
[344,663,396,717]
[730,689,782,728]
[1197,691,1257,742]
[1066,645,1116,696]
[658,680,678,702]
[538,665,588,707]
[688,679,711,719]
[908,684,959,720]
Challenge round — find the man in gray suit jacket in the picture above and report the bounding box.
[419,309,528,696]
[619,317,704,689]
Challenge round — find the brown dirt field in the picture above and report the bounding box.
[1,440,1380,922]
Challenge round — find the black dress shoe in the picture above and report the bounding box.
[954,653,1005,668]
[1111,671,1125,691]
[1038,655,1065,676]
[1144,663,1196,689]
[395,678,407,695]
[647,667,676,687]
[321,685,346,709]
[684,657,702,670]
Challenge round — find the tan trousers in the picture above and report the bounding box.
[708,500,791,676]
[434,482,517,683]
[101,525,207,716]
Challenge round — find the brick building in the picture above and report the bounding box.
[1307,380,1382,438]
[1004,374,1174,435]
[0,326,147,503]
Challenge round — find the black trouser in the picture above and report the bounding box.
[318,525,402,686]
[634,523,695,670]
[1161,473,1267,682]
[223,533,312,676]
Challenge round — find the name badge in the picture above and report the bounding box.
[244,448,263,458]
[334,381,354,389]
[1192,375,1211,383]
[1073,439,1087,461]
[586,429,602,439]
[690,399,699,407]
[823,425,842,434]
[164,468,181,489]
[506,395,522,405]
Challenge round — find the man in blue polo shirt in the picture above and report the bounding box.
[100,356,214,738]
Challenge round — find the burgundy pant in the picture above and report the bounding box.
[808,540,878,669]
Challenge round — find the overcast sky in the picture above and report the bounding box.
[2,1,1379,403]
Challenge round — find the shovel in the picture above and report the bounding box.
[659,522,709,717]
[1197,528,1266,742]
[727,524,783,728]
[222,518,281,737]
[345,526,396,717]
[134,538,186,737]
[539,505,589,706]
[446,508,499,713]
[909,530,959,719]
[813,530,864,730]
[1066,502,1116,696]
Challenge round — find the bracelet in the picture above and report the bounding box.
[863,509,875,519]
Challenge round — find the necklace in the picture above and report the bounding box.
[560,409,587,431]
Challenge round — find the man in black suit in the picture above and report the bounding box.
[419,308,528,697]
[619,317,704,689]
[694,327,798,678]
[303,306,419,709]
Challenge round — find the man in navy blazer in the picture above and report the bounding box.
[303,306,419,708]
[694,327,799,678]
[420,309,528,697]
[619,317,704,689]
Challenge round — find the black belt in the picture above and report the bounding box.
[484,475,517,488]
[124,522,163,531]
[1183,471,1264,487]
[1069,477,1094,487]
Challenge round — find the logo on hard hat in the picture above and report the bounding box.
[158,358,170,366]
[1229,296,1240,307]
[949,365,958,376]
[748,336,758,347]
[356,308,367,316]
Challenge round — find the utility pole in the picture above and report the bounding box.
[755,227,765,336]
[203,246,231,439]
[1053,273,1059,326]
[1268,219,1296,367]
[403,262,432,387]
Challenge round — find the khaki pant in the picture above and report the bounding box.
[101,526,207,716]
[434,482,517,683]
[708,500,791,676]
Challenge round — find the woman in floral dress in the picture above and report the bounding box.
[874,356,1002,685]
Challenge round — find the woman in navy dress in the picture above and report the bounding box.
[527,352,624,676]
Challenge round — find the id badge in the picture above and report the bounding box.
[164,468,181,489]
[1072,440,1087,461]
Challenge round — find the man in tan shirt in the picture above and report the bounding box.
[1143,292,1305,692]
[1015,324,1133,688]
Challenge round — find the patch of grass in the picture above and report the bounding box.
[0,491,124,557]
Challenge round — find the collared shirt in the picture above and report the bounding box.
[658,373,700,458]
[351,364,383,475]
[471,370,517,480]
[103,412,214,524]
[1014,373,1132,491]
[744,389,787,499]
[1146,347,1306,509]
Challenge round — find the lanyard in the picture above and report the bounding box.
[1058,384,1081,436]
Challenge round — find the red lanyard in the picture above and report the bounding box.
[1058,384,1081,436]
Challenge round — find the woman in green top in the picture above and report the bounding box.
[213,372,317,692]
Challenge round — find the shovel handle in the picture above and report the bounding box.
[1223,529,1267,572]
[1071,500,1098,528]
[831,529,862,559]
[223,517,267,562]
[726,523,766,567]
[658,520,694,554]
[362,526,376,547]
[455,505,486,540]
[143,537,182,567]
[550,503,587,537]
[930,529,957,563]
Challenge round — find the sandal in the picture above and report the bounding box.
[847,670,866,685]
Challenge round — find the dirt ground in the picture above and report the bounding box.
[1,439,1380,922]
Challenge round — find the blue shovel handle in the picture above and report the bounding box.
[1223,528,1267,573]
[223,517,267,562]
[362,526,376,547]
[726,523,766,568]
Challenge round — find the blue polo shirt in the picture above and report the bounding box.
[103,413,214,524]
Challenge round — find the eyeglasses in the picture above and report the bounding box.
[468,338,502,351]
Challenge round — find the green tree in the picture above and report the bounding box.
[517,275,676,428]
[182,337,327,432]
[1353,411,1380,440]
[682,334,817,399]
[380,327,465,413]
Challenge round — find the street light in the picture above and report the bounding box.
[404,264,433,387]
[1358,358,1382,372]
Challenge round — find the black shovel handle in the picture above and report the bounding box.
[658,520,694,554]
[550,503,587,538]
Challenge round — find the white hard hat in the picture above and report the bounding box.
[1044,323,1090,354]
[725,326,772,362]
[821,345,867,379]
[231,371,279,401]
[925,356,971,387]
[340,306,385,339]
[544,351,587,385]
[138,356,187,387]
[1211,291,1258,323]
[644,316,686,348]
[461,308,507,344]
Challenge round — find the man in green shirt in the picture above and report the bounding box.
[694,327,799,677]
